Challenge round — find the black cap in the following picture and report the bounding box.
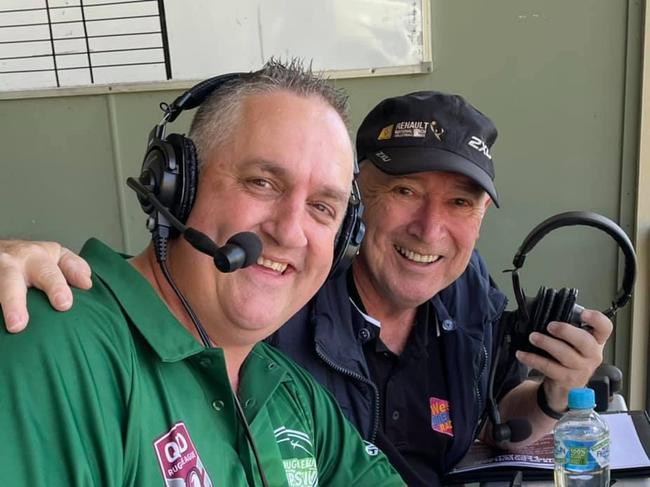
[356,91,499,207]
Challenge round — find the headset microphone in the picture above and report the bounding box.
[127,177,262,272]
[489,407,532,444]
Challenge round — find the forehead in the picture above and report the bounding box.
[224,91,354,190]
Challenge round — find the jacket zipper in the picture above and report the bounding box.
[471,344,488,439]
[315,344,381,442]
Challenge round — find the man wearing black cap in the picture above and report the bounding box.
[273,91,610,485]
[0,91,612,486]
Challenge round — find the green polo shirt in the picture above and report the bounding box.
[0,238,403,487]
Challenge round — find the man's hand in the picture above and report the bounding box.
[515,308,613,412]
[0,240,92,333]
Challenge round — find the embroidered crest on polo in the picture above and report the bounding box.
[275,426,318,487]
[153,422,213,487]
[430,397,454,437]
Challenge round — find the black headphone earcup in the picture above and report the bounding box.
[328,193,365,279]
[177,136,199,224]
[549,287,570,324]
[139,139,177,212]
[554,287,578,324]
[160,133,199,225]
[531,286,556,333]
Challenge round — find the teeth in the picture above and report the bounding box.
[256,256,288,273]
[395,245,440,264]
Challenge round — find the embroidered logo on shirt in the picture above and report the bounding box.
[153,422,213,487]
[275,426,319,487]
[430,397,454,437]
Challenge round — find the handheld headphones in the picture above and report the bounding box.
[134,71,365,279]
[508,210,636,355]
[486,210,637,445]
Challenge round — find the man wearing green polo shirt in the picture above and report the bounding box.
[0,60,404,486]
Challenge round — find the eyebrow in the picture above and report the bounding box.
[250,159,351,205]
[388,173,485,197]
[452,179,485,197]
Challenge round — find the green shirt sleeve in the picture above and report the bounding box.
[0,288,133,486]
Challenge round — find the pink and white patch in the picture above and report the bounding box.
[153,422,214,487]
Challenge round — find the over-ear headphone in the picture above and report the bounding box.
[508,211,636,355]
[484,211,637,445]
[134,72,365,278]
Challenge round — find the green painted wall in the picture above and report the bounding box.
[0,1,644,397]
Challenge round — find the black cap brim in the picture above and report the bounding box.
[366,147,499,207]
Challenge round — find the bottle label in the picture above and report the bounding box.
[555,437,610,471]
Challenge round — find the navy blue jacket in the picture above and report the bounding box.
[267,250,512,483]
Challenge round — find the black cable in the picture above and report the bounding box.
[154,231,270,487]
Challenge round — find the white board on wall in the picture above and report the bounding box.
[0,0,430,94]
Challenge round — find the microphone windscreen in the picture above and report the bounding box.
[507,418,533,443]
[227,232,262,267]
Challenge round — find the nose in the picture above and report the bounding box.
[260,195,308,249]
[406,197,448,242]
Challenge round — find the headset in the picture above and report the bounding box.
[129,72,367,486]
[134,71,365,279]
[508,211,636,355]
[486,211,637,444]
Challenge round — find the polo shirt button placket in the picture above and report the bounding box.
[212,399,225,412]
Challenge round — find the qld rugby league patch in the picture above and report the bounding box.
[154,422,213,487]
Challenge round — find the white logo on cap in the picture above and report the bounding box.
[374,151,391,163]
[393,121,429,138]
[431,120,445,141]
[468,136,492,160]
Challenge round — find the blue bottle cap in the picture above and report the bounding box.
[568,387,596,409]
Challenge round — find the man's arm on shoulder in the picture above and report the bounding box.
[0,289,130,485]
[0,240,91,332]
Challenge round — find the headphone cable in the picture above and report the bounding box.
[155,233,270,487]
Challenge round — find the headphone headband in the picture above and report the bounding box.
[512,210,636,318]
[165,72,247,123]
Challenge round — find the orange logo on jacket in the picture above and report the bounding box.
[430,397,454,437]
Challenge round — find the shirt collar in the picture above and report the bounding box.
[346,269,381,329]
[80,238,205,362]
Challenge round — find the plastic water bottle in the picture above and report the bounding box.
[554,387,610,487]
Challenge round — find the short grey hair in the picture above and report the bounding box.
[189,58,350,168]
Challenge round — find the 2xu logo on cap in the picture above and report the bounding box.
[468,136,492,160]
[154,422,214,487]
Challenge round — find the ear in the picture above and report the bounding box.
[476,194,492,240]
[481,193,493,215]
